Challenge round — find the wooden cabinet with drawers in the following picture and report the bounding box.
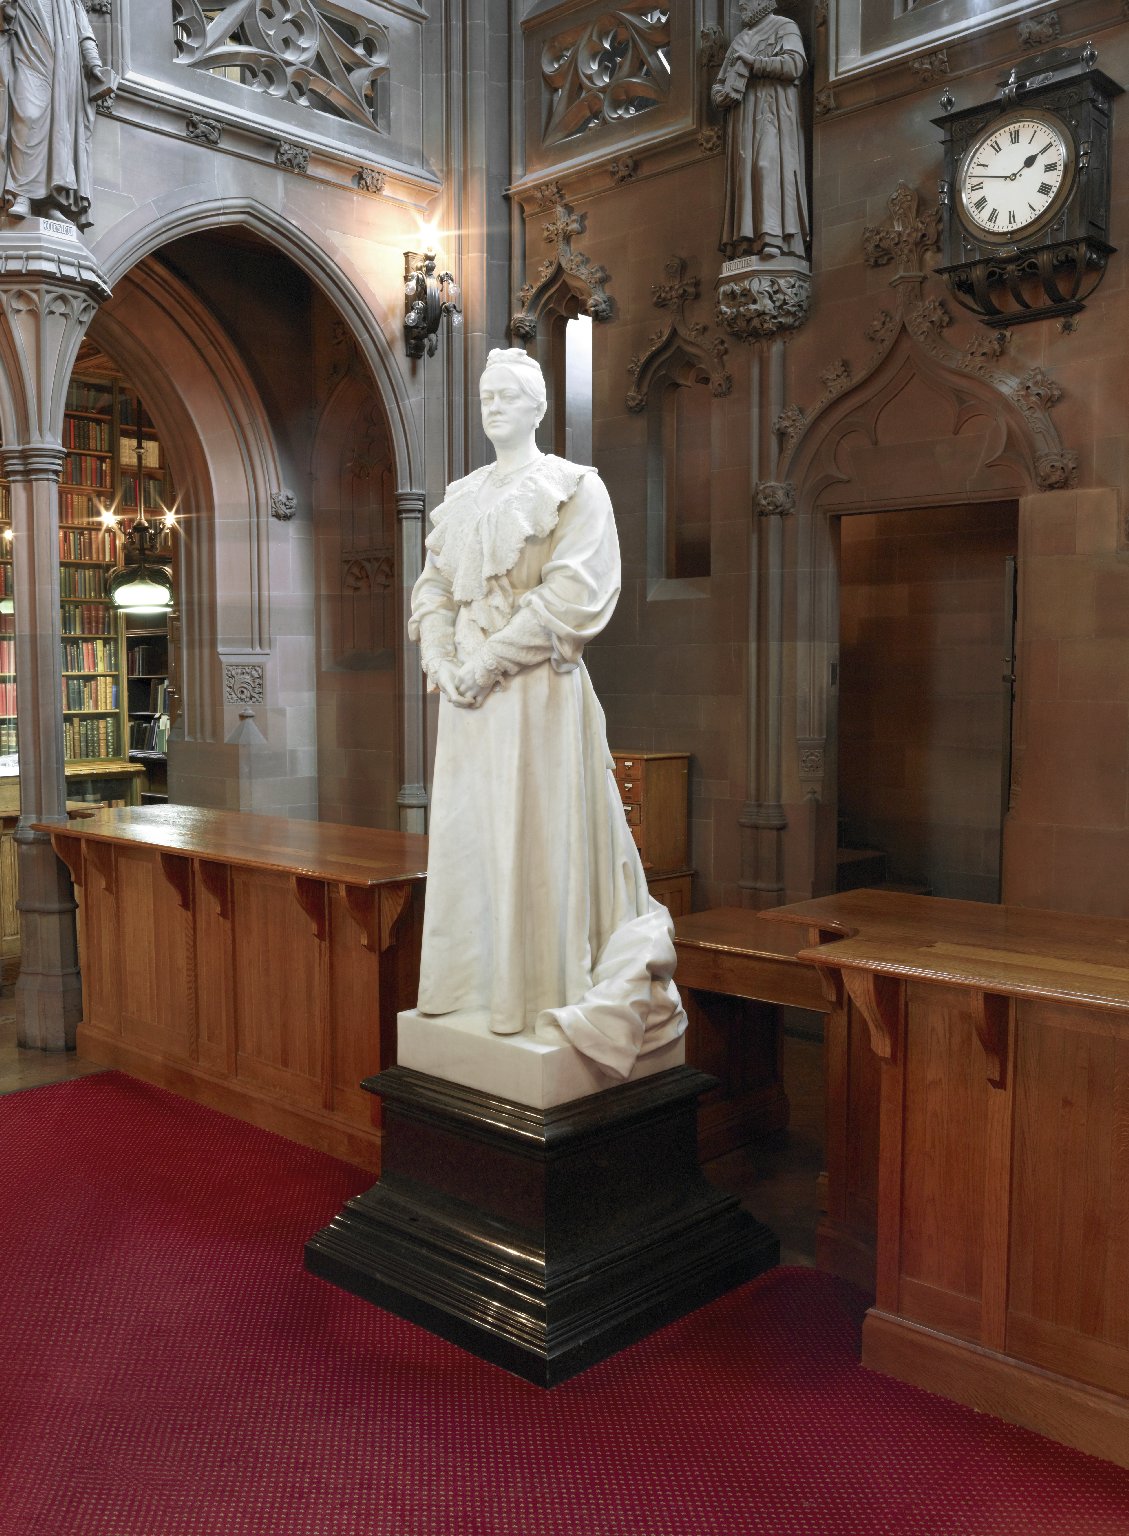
[611,751,691,915]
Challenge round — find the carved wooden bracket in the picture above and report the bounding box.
[197,859,232,921]
[291,876,328,943]
[841,967,904,1065]
[85,840,115,898]
[49,832,84,890]
[159,852,194,913]
[970,989,1013,1090]
[380,883,411,952]
[341,884,378,952]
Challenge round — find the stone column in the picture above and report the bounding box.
[739,339,792,909]
[0,222,110,1048]
[396,489,427,834]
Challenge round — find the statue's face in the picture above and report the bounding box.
[480,367,542,448]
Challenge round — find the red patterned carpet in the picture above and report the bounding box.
[1,1073,1128,1536]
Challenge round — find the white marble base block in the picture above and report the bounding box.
[397,1008,687,1109]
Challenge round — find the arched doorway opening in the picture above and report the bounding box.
[78,221,411,828]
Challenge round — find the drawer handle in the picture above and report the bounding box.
[621,759,634,768]
[622,782,633,792]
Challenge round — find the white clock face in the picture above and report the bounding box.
[959,116,1071,238]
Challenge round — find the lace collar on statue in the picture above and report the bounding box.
[425,453,593,628]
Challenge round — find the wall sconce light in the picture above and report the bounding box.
[404,248,461,359]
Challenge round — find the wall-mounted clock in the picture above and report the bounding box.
[935,48,1121,326]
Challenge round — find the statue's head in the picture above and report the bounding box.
[738,0,777,24]
[480,347,548,443]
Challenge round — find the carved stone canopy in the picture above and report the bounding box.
[511,202,612,341]
[626,256,731,412]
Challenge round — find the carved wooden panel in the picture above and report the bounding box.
[232,868,324,1105]
[116,847,194,1061]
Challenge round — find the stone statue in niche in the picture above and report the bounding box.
[711,0,810,262]
[408,348,687,1082]
[0,0,116,227]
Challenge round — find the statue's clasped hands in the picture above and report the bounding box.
[432,659,494,709]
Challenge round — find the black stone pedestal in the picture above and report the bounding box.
[305,1064,779,1386]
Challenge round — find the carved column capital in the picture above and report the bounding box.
[715,267,812,342]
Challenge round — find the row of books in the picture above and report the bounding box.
[0,681,14,715]
[63,418,111,451]
[118,396,155,431]
[129,713,169,753]
[120,475,168,510]
[60,566,106,599]
[64,677,118,712]
[127,643,166,676]
[0,722,16,753]
[65,380,114,416]
[62,604,114,635]
[60,527,116,563]
[60,490,98,524]
[65,715,121,759]
[63,452,112,490]
[63,639,118,672]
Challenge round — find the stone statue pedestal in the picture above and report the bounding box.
[715,253,812,341]
[306,1061,778,1386]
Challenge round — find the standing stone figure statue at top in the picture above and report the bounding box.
[0,0,115,228]
[408,348,687,1082]
[711,0,809,262]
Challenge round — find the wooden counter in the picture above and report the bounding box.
[45,806,428,1170]
[674,908,831,1159]
[767,888,1129,1469]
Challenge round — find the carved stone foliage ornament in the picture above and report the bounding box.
[626,256,731,412]
[715,271,811,342]
[753,481,796,517]
[224,663,265,705]
[541,6,672,148]
[911,50,949,85]
[355,166,385,194]
[862,181,941,275]
[1018,12,1061,49]
[276,140,310,173]
[510,203,612,341]
[271,489,298,521]
[775,183,1079,494]
[172,1,391,131]
[186,113,222,145]
[609,157,638,184]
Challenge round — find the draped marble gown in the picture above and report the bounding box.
[409,454,686,1081]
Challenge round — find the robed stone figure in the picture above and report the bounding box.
[0,0,114,227]
[711,0,809,261]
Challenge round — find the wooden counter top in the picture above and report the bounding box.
[41,804,429,889]
[766,889,1129,1013]
[675,905,817,960]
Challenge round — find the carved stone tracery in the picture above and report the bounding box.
[541,7,672,148]
[172,1,391,132]
[626,256,731,412]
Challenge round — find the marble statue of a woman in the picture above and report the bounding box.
[408,348,687,1082]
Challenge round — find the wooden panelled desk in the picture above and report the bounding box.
[674,909,833,1161]
[44,806,428,1171]
[767,888,1129,1469]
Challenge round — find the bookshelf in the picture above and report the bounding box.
[0,347,175,785]
[126,620,170,804]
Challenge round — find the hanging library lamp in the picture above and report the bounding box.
[105,409,176,613]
